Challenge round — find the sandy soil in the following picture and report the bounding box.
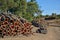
[0,26,60,40]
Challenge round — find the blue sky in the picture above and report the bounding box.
[36,0,60,15]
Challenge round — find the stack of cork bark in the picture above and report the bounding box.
[0,13,33,37]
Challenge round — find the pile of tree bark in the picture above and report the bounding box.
[0,12,33,38]
[31,19,47,34]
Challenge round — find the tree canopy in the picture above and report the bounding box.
[0,0,42,21]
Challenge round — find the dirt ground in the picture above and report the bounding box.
[0,26,60,40]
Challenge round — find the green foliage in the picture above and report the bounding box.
[0,0,42,21]
[45,15,49,17]
[56,14,60,18]
[52,13,56,17]
[27,0,42,20]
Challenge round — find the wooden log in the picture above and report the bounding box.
[0,15,5,21]
[0,27,2,30]
[0,13,33,37]
[10,25,14,29]
[3,21,8,25]
[2,30,6,36]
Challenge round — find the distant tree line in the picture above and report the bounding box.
[44,13,60,19]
